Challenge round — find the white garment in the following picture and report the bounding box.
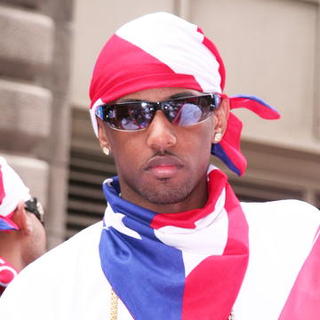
[0,200,319,320]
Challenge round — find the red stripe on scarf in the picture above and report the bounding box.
[181,174,249,319]
[150,170,226,229]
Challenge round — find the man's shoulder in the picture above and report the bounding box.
[5,221,103,286]
[34,221,103,269]
[235,200,320,318]
[1,221,104,288]
[240,199,319,254]
[0,222,110,319]
[54,221,103,252]
[241,199,319,225]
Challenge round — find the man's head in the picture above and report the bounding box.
[97,87,229,211]
[88,12,279,211]
[0,157,46,271]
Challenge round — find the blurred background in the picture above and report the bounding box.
[0,0,319,249]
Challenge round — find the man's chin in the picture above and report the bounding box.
[138,181,191,206]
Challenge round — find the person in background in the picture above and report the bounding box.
[0,12,319,320]
[0,157,46,295]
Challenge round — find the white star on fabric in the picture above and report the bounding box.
[104,207,142,240]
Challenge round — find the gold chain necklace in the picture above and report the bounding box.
[110,289,119,320]
[110,289,234,320]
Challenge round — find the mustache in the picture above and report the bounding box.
[143,151,184,170]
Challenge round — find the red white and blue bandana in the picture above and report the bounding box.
[99,166,249,319]
[89,12,280,176]
[0,157,31,231]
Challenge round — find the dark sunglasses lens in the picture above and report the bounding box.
[105,103,154,130]
[97,94,219,131]
[168,96,215,126]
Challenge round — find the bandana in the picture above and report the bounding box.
[89,12,280,176]
[0,157,31,231]
[99,166,249,319]
[0,257,17,296]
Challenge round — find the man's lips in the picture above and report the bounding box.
[144,155,184,179]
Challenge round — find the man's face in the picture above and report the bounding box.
[98,87,227,212]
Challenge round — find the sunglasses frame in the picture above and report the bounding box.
[95,93,222,132]
[24,197,45,225]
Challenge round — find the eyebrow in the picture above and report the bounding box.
[116,91,199,104]
[168,92,198,100]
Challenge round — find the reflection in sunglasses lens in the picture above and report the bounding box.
[97,94,218,131]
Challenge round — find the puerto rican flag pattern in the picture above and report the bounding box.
[99,167,249,320]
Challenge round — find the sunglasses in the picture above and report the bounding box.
[24,197,45,225]
[95,93,221,131]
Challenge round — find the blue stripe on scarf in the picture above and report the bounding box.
[99,177,185,319]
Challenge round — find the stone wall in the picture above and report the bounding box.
[0,0,73,248]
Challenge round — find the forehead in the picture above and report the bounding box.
[116,87,203,103]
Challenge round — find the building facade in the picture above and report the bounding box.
[1,0,319,248]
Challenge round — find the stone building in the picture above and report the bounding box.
[0,0,72,247]
[1,0,319,248]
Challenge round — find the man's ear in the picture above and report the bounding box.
[12,202,33,236]
[97,118,111,151]
[212,97,230,143]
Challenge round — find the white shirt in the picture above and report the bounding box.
[0,200,319,320]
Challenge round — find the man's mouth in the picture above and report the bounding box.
[144,155,184,179]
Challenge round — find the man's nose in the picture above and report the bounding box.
[146,111,177,152]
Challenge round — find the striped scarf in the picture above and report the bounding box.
[99,166,249,320]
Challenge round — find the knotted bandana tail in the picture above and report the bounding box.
[99,167,249,320]
[212,95,280,176]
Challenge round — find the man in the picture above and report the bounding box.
[0,157,46,295]
[0,12,319,320]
